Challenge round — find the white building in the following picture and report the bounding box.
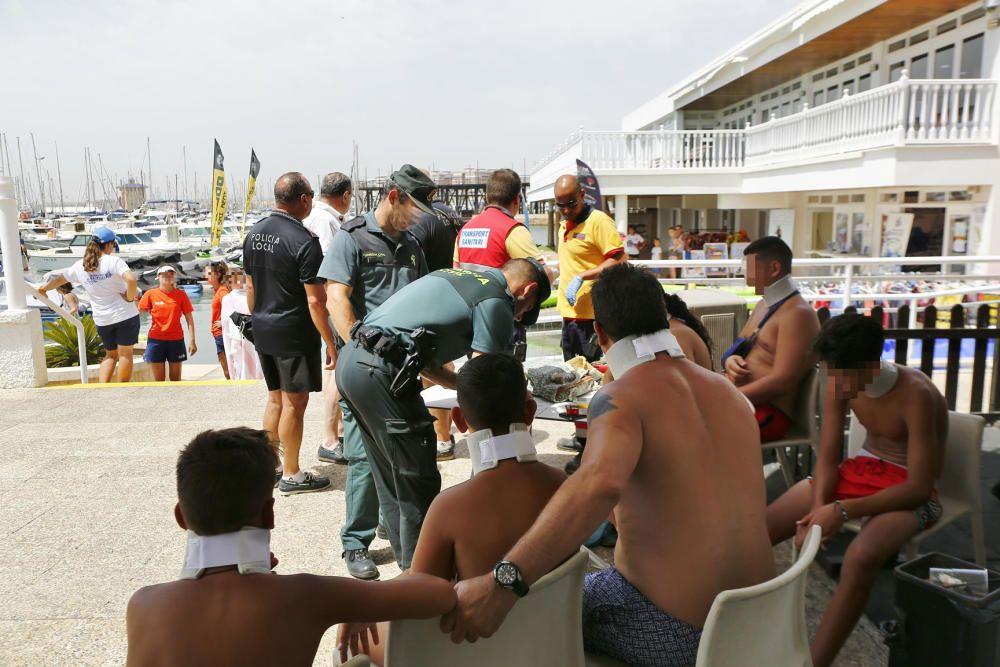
[529,0,1000,265]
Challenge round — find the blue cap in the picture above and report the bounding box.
[92,226,117,243]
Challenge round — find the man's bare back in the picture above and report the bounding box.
[127,569,454,667]
[411,459,566,580]
[601,354,774,626]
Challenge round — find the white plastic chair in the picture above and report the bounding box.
[762,366,823,488]
[694,524,822,667]
[381,548,589,667]
[844,410,986,565]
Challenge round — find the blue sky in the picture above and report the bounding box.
[1,0,802,203]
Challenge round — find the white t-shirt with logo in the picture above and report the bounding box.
[62,254,139,326]
[625,233,644,256]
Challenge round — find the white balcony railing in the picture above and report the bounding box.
[746,73,998,164]
[532,75,998,175]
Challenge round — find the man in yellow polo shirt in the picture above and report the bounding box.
[555,174,625,362]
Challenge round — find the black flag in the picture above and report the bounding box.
[576,159,602,210]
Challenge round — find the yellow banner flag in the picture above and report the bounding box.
[241,149,260,241]
[210,140,227,247]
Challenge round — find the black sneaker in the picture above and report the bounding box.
[556,437,584,453]
[436,436,455,462]
[318,439,347,464]
[344,548,380,580]
[278,471,331,495]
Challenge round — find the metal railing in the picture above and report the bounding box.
[23,281,89,384]
[530,76,999,174]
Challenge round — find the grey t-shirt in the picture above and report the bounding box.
[363,267,515,367]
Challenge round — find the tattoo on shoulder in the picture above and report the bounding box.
[588,390,619,423]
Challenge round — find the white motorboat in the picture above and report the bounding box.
[27,228,197,273]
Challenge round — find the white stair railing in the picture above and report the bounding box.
[24,281,89,385]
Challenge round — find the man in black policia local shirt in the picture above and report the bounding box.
[243,171,338,494]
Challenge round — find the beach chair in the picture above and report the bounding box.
[762,366,823,488]
[694,524,822,667]
[843,410,986,565]
[379,548,590,667]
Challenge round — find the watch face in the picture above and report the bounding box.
[496,562,518,586]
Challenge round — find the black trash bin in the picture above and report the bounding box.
[890,553,1000,667]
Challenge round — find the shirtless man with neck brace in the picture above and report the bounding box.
[442,264,774,667]
[723,236,820,442]
[767,315,947,667]
[125,428,455,667]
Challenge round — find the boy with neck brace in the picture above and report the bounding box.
[125,428,455,667]
[338,354,566,665]
[766,315,947,667]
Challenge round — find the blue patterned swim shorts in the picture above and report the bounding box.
[583,567,702,667]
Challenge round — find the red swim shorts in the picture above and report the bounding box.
[833,456,942,529]
[755,404,792,443]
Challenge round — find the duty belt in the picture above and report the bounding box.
[350,322,430,397]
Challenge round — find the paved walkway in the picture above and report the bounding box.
[0,377,931,666]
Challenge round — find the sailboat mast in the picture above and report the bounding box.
[30,133,45,216]
[147,136,152,202]
[55,141,65,214]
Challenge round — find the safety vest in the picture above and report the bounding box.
[455,206,522,270]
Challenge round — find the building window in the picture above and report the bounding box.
[888,39,906,53]
[961,34,984,79]
[858,74,872,92]
[792,98,802,113]
[761,108,770,122]
[827,85,840,102]
[843,80,854,96]
[935,44,955,79]
[843,60,856,72]
[909,31,929,47]
[962,7,986,24]
[937,18,957,35]
[889,62,905,82]
[858,53,872,65]
[826,67,839,78]
[781,101,790,116]
[910,54,929,79]
[813,90,824,107]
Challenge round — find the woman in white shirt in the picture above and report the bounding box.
[39,227,139,382]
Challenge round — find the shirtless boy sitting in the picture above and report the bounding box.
[445,264,774,667]
[766,314,947,667]
[337,353,566,665]
[125,427,455,667]
[723,236,819,441]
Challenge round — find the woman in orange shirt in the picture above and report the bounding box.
[205,260,231,379]
[138,265,196,381]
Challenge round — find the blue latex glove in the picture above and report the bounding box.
[565,275,584,306]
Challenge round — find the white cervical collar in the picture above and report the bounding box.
[863,359,899,398]
[179,527,272,580]
[763,275,798,306]
[606,329,685,380]
[467,424,537,476]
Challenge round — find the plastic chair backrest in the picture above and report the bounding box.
[384,549,589,667]
[848,410,983,502]
[793,366,822,441]
[695,525,821,667]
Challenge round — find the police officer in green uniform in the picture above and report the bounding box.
[320,165,433,579]
[336,259,550,569]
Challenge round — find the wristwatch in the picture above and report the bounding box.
[493,560,530,597]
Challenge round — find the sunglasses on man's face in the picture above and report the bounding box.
[555,199,577,209]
